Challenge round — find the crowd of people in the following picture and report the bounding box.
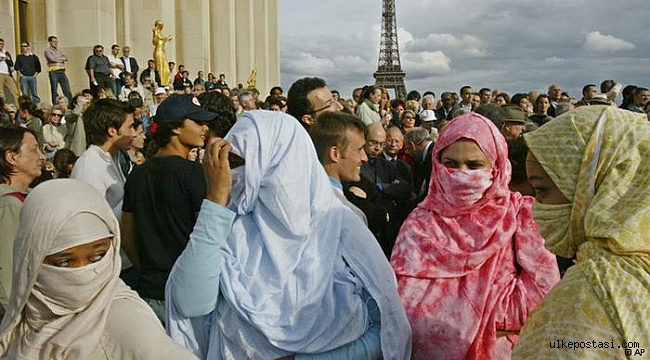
[0,34,649,360]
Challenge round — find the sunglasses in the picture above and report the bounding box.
[51,113,63,117]
[228,152,245,169]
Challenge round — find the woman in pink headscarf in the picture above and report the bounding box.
[391,113,560,359]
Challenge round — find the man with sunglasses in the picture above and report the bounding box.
[14,42,42,104]
[85,44,113,98]
[287,76,343,130]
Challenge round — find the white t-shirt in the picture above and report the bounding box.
[107,54,123,79]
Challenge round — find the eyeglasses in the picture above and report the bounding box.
[306,100,339,115]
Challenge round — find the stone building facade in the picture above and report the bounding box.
[0,0,279,101]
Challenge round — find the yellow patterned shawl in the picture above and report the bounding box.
[513,106,650,359]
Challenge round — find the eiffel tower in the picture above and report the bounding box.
[374,0,407,99]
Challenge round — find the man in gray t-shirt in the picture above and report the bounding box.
[85,44,112,98]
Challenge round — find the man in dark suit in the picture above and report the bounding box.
[120,46,139,83]
[435,91,454,124]
[405,127,434,202]
[359,123,413,257]
[384,126,414,187]
[139,59,160,88]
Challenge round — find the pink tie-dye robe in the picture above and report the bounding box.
[391,113,560,359]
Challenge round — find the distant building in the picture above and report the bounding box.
[0,0,279,97]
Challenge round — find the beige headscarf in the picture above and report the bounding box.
[525,105,650,257]
[0,179,141,359]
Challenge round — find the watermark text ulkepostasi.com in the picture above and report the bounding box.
[550,340,646,356]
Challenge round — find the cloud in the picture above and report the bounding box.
[402,51,452,79]
[404,33,489,58]
[582,31,635,52]
[544,56,564,65]
[278,0,650,100]
[282,52,337,74]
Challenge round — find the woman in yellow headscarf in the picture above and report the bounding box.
[514,105,650,358]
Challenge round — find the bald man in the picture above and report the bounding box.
[384,126,414,185]
[547,83,562,117]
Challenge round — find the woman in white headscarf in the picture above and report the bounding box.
[166,110,411,359]
[0,179,198,360]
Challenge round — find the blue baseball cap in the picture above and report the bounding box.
[153,94,216,123]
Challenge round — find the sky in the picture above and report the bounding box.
[278,0,650,101]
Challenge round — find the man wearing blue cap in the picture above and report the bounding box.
[121,94,217,323]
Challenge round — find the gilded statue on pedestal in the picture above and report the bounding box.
[152,20,172,87]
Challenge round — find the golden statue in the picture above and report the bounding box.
[152,20,173,87]
[246,69,257,89]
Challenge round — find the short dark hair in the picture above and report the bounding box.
[510,93,530,107]
[19,100,38,116]
[460,85,473,95]
[479,88,491,95]
[268,98,284,109]
[48,35,57,42]
[600,80,615,94]
[495,92,510,104]
[270,86,283,96]
[111,44,119,50]
[52,148,77,178]
[83,98,131,146]
[534,94,550,110]
[390,98,405,109]
[287,77,327,121]
[406,90,421,102]
[362,85,379,100]
[309,111,366,164]
[0,126,37,184]
[198,91,237,138]
[582,84,597,96]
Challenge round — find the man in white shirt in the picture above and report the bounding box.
[71,98,136,221]
[0,38,20,104]
[108,44,125,96]
[309,111,368,224]
[71,99,136,270]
